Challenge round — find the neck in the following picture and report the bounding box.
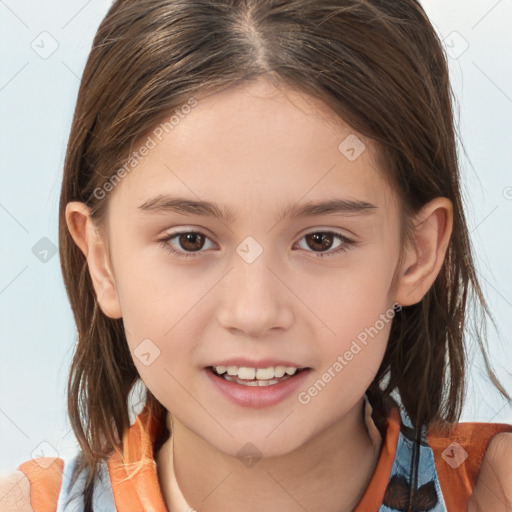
[156,398,382,512]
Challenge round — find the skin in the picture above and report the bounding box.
[65,77,454,512]
[468,432,512,511]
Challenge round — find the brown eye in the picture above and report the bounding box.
[177,232,206,252]
[304,232,335,251]
[158,231,215,259]
[295,231,355,258]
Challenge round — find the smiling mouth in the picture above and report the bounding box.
[207,366,310,387]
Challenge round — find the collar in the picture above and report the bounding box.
[106,398,402,511]
[160,395,385,511]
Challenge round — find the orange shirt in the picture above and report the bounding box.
[17,401,512,511]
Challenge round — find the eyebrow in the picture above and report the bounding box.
[137,195,378,223]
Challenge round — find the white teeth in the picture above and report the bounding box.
[223,374,284,386]
[255,367,274,380]
[238,367,256,379]
[213,365,301,380]
[274,366,287,378]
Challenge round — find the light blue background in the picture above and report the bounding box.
[1,0,511,472]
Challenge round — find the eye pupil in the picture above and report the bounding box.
[306,233,333,251]
[180,232,205,251]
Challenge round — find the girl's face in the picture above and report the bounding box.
[100,78,403,456]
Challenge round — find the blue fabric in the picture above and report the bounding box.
[55,454,116,512]
[378,406,447,511]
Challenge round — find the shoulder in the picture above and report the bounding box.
[469,431,512,511]
[0,470,33,512]
[426,418,512,510]
[8,457,65,512]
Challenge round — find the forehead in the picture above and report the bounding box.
[108,78,396,218]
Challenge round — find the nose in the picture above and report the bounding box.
[216,243,294,337]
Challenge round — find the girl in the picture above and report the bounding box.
[4,0,512,510]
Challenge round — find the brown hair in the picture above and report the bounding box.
[58,0,509,508]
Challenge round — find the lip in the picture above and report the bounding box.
[207,358,309,369]
[205,366,312,409]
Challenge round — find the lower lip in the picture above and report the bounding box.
[205,367,312,409]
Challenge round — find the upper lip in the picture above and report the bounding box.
[207,358,310,369]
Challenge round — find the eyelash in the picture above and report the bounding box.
[157,230,356,259]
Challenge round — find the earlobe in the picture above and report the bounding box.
[394,197,453,307]
[65,201,122,319]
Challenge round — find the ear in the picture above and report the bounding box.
[394,197,453,307]
[65,201,122,319]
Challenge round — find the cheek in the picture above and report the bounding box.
[303,247,398,390]
[304,249,398,339]
[297,311,392,413]
[121,293,204,414]
[110,252,205,388]
[112,237,206,334]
